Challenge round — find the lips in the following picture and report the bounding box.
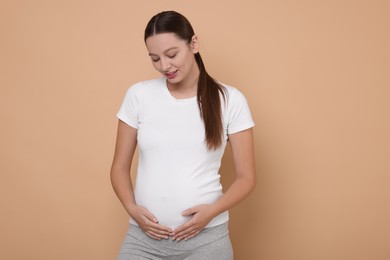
[165,70,178,79]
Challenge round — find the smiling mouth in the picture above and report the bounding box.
[165,70,178,79]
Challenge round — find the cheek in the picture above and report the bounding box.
[151,62,161,71]
[175,56,189,69]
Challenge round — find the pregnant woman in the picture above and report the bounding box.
[110,10,256,260]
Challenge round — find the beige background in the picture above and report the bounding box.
[1,0,389,259]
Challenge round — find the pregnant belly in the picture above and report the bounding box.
[134,186,223,229]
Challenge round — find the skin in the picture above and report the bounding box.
[110,32,256,241]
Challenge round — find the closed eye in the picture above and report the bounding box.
[167,53,177,59]
[150,52,177,62]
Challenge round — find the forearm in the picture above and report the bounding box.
[210,174,256,217]
[110,167,137,216]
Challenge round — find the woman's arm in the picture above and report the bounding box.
[110,120,138,214]
[110,120,172,240]
[211,127,257,213]
[172,128,256,241]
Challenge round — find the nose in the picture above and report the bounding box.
[161,58,171,72]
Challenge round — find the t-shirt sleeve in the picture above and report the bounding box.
[227,88,255,135]
[116,83,140,129]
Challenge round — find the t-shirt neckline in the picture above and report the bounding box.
[162,78,197,103]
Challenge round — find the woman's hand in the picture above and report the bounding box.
[129,205,172,240]
[171,204,215,241]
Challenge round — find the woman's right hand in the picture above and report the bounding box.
[128,205,172,240]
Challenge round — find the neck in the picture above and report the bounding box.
[167,65,200,97]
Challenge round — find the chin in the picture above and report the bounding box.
[166,77,182,84]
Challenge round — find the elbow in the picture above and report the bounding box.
[237,170,256,196]
[110,164,124,185]
[109,167,117,187]
[248,173,257,194]
[110,164,131,184]
[110,164,117,181]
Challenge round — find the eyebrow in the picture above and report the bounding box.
[148,47,179,56]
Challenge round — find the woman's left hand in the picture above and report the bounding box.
[171,204,215,241]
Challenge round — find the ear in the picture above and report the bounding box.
[190,35,199,54]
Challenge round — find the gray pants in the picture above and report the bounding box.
[118,222,233,260]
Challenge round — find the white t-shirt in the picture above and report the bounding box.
[117,77,255,229]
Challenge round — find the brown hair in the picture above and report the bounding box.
[144,11,226,150]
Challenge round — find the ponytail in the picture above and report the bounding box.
[195,53,226,150]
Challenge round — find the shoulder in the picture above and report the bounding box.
[127,77,165,91]
[218,82,249,104]
[124,77,165,97]
[138,77,166,87]
[218,82,255,132]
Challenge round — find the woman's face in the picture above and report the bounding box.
[145,33,199,85]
